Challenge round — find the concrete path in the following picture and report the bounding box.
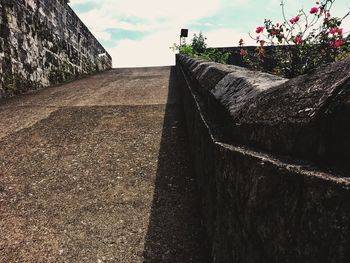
[0,67,207,262]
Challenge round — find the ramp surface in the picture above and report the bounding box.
[0,67,206,262]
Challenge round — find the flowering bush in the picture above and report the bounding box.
[240,0,350,78]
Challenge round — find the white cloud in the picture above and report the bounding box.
[69,0,227,67]
[76,9,161,32]
[93,30,112,42]
[69,0,350,68]
[106,27,251,68]
[70,0,223,23]
[69,0,224,36]
[107,28,179,68]
[205,28,255,47]
[77,9,119,32]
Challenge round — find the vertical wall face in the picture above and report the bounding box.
[176,54,350,263]
[0,0,112,98]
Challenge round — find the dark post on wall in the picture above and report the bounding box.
[181,29,188,38]
[180,29,189,46]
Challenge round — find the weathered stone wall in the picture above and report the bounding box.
[176,54,350,263]
[0,0,112,98]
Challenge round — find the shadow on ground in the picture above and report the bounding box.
[143,67,208,262]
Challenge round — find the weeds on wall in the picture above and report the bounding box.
[172,32,230,64]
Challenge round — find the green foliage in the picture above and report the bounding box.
[197,49,230,64]
[192,33,207,54]
[171,32,229,64]
[179,44,194,56]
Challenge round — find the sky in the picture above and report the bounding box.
[69,0,350,68]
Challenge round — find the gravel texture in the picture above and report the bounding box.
[0,67,207,262]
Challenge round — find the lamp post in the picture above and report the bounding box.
[180,29,188,47]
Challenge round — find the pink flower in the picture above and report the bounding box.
[257,47,265,57]
[335,39,344,48]
[293,36,303,45]
[329,39,344,48]
[326,13,331,17]
[330,28,338,34]
[240,48,247,56]
[310,7,319,14]
[290,16,300,24]
[256,26,264,34]
[329,28,343,35]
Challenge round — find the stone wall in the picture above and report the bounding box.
[0,0,112,98]
[176,54,350,263]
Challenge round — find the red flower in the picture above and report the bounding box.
[256,26,264,34]
[338,28,343,35]
[329,39,344,48]
[239,38,244,46]
[240,48,247,56]
[260,40,266,46]
[326,13,331,17]
[293,36,303,45]
[310,7,319,14]
[290,16,300,24]
[335,39,344,48]
[330,28,338,34]
[256,47,265,57]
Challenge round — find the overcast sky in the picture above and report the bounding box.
[69,0,350,68]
